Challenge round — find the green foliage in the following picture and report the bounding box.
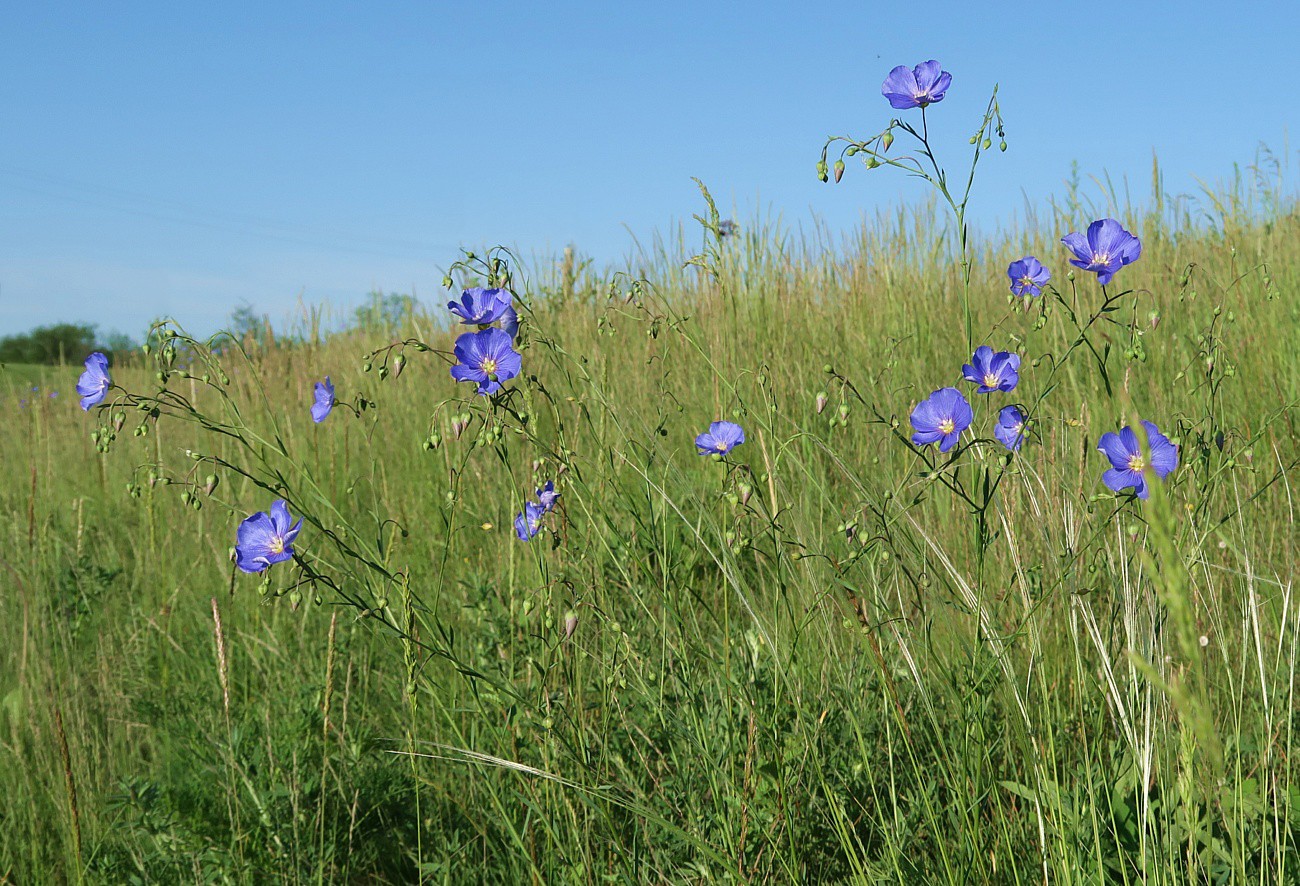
[1,158,1299,882]
[0,323,98,365]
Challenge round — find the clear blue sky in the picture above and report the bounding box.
[1,1,1295,339]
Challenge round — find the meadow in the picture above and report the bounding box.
[3,111,1300,881]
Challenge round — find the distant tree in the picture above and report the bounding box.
[352,291,415,333]
[227,303,272,347]
[0,323,98,365]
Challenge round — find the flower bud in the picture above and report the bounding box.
[204,474,219,496]
[737,483,753,507]
[833,160,845,183]
[289,590,303,611]
[393,354,407,378]
[563,611,578,640]
[881,131,894,151]
[815,392,828,414]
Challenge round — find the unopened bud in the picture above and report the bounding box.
[737,483,753,507]
[815,392,828,414]
[289,590,303,611]
[833,160,845,183]
[204,474,219,496]
[880,131,894,151]
[564,610,579,640]
[393,354,406,378]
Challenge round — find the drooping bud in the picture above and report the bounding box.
[289,590,303,611]
[815,392,828,414]
[564,610,578,640]
[393,354,406,378]
[880,131,894,151]
[204,474,219,496]
[737,482,753,507]
[833,160,845,183]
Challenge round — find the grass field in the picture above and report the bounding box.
[2,156,1299,883]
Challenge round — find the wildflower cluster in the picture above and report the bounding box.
[842,59,1178,500]
[449,288,522,395]
[515,481,559,542]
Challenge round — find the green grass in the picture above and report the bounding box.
[2,164,1299,883]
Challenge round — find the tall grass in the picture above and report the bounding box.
[1,152,1298,882]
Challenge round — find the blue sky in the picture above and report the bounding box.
[1,1,1295,339]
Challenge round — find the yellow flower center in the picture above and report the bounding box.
[480,357,498,374]
[715,440,728,451]
[983,373,1000,388]
[1093,251,1110,265]
[1127,453,1145,472]
[938,418,955,435]
[269,537,285,555]
[1019,276,1034,289]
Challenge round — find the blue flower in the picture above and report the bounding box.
[1061,219,1142,286]
[910,387,972,452]
[881,61,952,110]
[1007,257,1050,298]
[995,406,1026,451]
[235,500,303,573]
[76,352,111,410]
[1098,421,1178,499]
[515,501,544,542]
[695,421,745,456]
[514,480,559,542]
[535,480,559,513]
[450,328,522,396]
[448,286,520,339]
[962,346,1020,394]
[311,376,335,423]
[449,287,511,325]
